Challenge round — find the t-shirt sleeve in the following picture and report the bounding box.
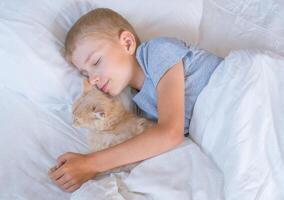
[136,37,190,88]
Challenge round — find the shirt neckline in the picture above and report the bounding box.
[132,45,149,101]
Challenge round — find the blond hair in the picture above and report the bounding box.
[64,8,140,59]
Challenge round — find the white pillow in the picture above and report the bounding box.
[94,0,203,44]
[198,0,284,57]
[0,0,97,106]
[0,0,202,107]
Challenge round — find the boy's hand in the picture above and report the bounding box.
[48,152,97,193]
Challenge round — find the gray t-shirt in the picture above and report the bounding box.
[132,37,223,135]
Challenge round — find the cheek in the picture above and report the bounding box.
[112,68,131,94]
[95,57,114,77]
[100,63,122,83]
[102,57,131,93]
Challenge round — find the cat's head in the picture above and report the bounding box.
[72,79,128,131]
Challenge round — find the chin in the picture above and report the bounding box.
[108,89,119,97]
[108,84,125,97]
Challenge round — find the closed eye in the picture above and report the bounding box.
[80,70,89,78]
[94,57,101,66]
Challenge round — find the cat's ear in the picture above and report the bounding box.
[83,79,92,94]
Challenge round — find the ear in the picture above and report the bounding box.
[119,30,136,55]
[82,79,92,93]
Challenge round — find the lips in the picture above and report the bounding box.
[100,80,109,92]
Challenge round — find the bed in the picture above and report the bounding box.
[0,0,283,199]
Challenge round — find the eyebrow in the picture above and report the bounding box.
[84,51,95,65]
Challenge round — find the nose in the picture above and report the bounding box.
[89,75,100,86]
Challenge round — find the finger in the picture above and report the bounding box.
[49,166,65,180]
[57,153,69,165]
[57,160,66,168]
[48,165,57,174]
[57,152,75,163]
[62,179,76,190]
[66,183,81,193]
[56,174,70,186]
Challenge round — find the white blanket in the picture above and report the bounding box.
[190,50,284,199]
[71,138,223,200]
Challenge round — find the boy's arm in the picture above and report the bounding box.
[91,60,185,172]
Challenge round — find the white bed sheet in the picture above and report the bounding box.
[198,0,284,57]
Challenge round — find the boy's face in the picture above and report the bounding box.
[71,34,135,97]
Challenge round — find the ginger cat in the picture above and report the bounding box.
[72,79,155,174]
